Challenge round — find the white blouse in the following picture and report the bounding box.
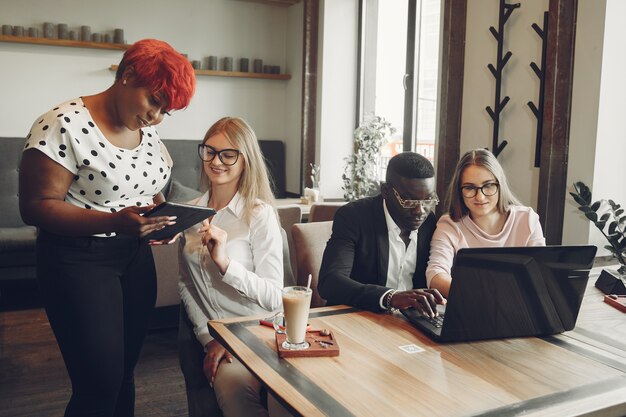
[178,191,284,347]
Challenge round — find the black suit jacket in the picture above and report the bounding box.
[317,195,436,312]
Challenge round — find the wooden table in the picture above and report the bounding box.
[208,267,626,417]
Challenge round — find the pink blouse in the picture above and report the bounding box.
[425,206,546,287]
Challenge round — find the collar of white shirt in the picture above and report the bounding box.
[382,198,418,242]
[197,190,246,218]
[382,198,419,292]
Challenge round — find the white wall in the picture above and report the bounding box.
[562,0,606,248]
[582,0,626,255]
[317,0,359,199]
[460,0,548,207]
[285,2,304,194]
[0,0,303,194]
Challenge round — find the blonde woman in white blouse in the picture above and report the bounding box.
[178,117,283,417]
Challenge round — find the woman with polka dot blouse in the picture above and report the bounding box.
[18,39,195,417]
[177,117,283,417]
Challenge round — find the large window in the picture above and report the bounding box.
[359,0,441,178]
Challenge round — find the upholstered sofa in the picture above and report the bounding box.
[0,138,38,285]
[0,137,288,316]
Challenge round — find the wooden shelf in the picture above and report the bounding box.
[0,34,128,51]
[234,0,302,6]
[110,65,291,81]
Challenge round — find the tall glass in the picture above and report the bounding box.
[274,286,312,350]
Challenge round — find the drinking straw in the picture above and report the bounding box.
[306,273,312,289]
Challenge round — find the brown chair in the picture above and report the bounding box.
[279,227,296,287]
[291,221,333,307]
[276,204,302,277]
[308,202,344,223]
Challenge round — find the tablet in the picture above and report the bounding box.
[143,202,216,241]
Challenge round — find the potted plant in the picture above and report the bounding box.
[342,115,395,201]
[569,181,626,294]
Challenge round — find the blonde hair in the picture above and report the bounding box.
[199,117,276,223]
[446,149,521,221]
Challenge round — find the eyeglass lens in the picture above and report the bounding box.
[393,188,438,209]
[461,183,499,198]
[198,145,240,166]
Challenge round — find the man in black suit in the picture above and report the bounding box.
[318,152,445,316]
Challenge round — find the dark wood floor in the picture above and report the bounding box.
[0,283,188,417]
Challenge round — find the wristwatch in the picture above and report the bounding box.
[384,289,398,313]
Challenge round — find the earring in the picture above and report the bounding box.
[122,79,127,85]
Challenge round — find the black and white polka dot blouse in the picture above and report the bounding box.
[24,98,172,236]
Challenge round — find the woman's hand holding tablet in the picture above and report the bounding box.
[143,202,216,241]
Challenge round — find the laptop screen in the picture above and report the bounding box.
[438,245,597,342]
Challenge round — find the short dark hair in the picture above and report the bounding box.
[386,152,434,183]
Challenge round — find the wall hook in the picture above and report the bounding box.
[485,0,520,157]
[528,11,549,167]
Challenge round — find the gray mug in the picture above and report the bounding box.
[208,56,217,70]
[57,23,68,40]
[80,25,91,42]
[43,22,55,39]
[253,59,263,73]
[239,58,249,72]
[12,26,24,37]
[2,25,12,36]
[223,57,233,72]
[113,28,124,44]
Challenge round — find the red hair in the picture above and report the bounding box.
[116,39,196,111]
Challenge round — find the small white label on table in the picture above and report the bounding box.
[399,344,425,354]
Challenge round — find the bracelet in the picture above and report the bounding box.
[384,289,398,312]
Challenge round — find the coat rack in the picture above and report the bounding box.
[528,11,549,167]
[486,0,520,157]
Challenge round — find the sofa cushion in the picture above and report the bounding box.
[161,139,202,192]
[0,138,27,228]
[0,227,37,268]
[165,180,203,203]
[0,227,37,251]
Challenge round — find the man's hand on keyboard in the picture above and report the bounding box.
[391,289,446,318]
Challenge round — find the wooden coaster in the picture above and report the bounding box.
[276,330,340,358]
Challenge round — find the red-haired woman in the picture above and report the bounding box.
[19,39,195,417]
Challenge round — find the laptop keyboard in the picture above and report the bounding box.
[424,315,445,328]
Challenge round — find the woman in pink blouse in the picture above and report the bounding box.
[426,149,545,296]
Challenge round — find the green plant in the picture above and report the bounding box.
[342,116,395,201]
[570,181,626,269]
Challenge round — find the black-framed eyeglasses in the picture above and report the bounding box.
[461,182,500,198]
[198,144,241,166]
[392,188,439,210]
